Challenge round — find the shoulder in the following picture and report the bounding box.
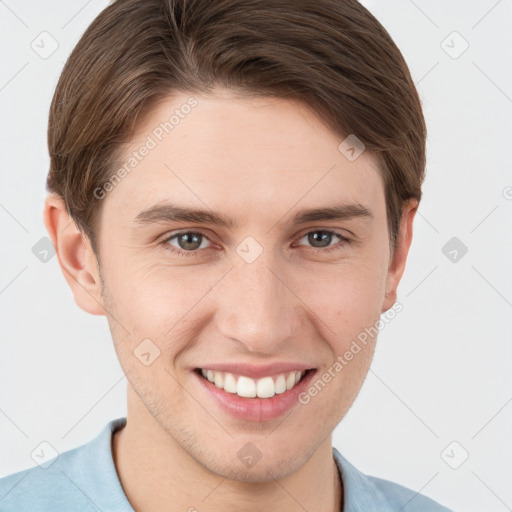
[0,445,93,511]
[333,447,453,512]
[0,417,129,512]
[364,473,452,511]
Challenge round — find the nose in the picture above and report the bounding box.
[214,255,302,355]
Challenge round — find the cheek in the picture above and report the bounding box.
[102,263,220,373]
[297,257,387,345]
[103,238,388,353]
[105,257,213,324]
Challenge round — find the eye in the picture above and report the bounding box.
[294,230,350,253]
[160,229,351,258]
[162,231,212,257]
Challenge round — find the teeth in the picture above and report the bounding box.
[256,376,275,398]
[224,373,237,393]
[275,374,286,394]
[199,369,307,398]
[237,376,256,398]
[285,372,296,390]
[214,371,224,388]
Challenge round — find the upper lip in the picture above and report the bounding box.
[194,362,315,379]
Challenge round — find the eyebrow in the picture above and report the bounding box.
[134,202,373,229]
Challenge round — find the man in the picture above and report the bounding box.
[0,0,451,510]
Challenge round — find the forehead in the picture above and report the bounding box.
[104,89,385,222]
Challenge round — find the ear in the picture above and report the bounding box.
[43,193,106,315]
[381,199,419,313]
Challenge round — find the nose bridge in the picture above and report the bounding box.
[216,254,298,353]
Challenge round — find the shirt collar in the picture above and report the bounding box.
[333,446,395,512]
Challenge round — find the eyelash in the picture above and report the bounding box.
[160,229,351,258]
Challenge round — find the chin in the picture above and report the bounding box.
[191,441,312,483]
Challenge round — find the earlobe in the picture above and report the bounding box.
[43,193,106,316]
[381,199,418,313]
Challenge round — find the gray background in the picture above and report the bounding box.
[1,1,511,511]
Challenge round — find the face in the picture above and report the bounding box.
[88,89,413,482]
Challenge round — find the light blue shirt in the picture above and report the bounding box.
[0,417,452,511]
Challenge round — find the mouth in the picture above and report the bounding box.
[192,366,317,422]
[194,368,312,398]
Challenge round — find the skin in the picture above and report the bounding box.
[44,88,417,512]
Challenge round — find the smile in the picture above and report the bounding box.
[196,368,308,398]
[193,365,317,422]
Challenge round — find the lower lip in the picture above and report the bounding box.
[193,369,316,422]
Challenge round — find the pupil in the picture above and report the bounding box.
[309,231,331,248]
[180,233,201,250]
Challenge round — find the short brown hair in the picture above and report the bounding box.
[47,0,426,257]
